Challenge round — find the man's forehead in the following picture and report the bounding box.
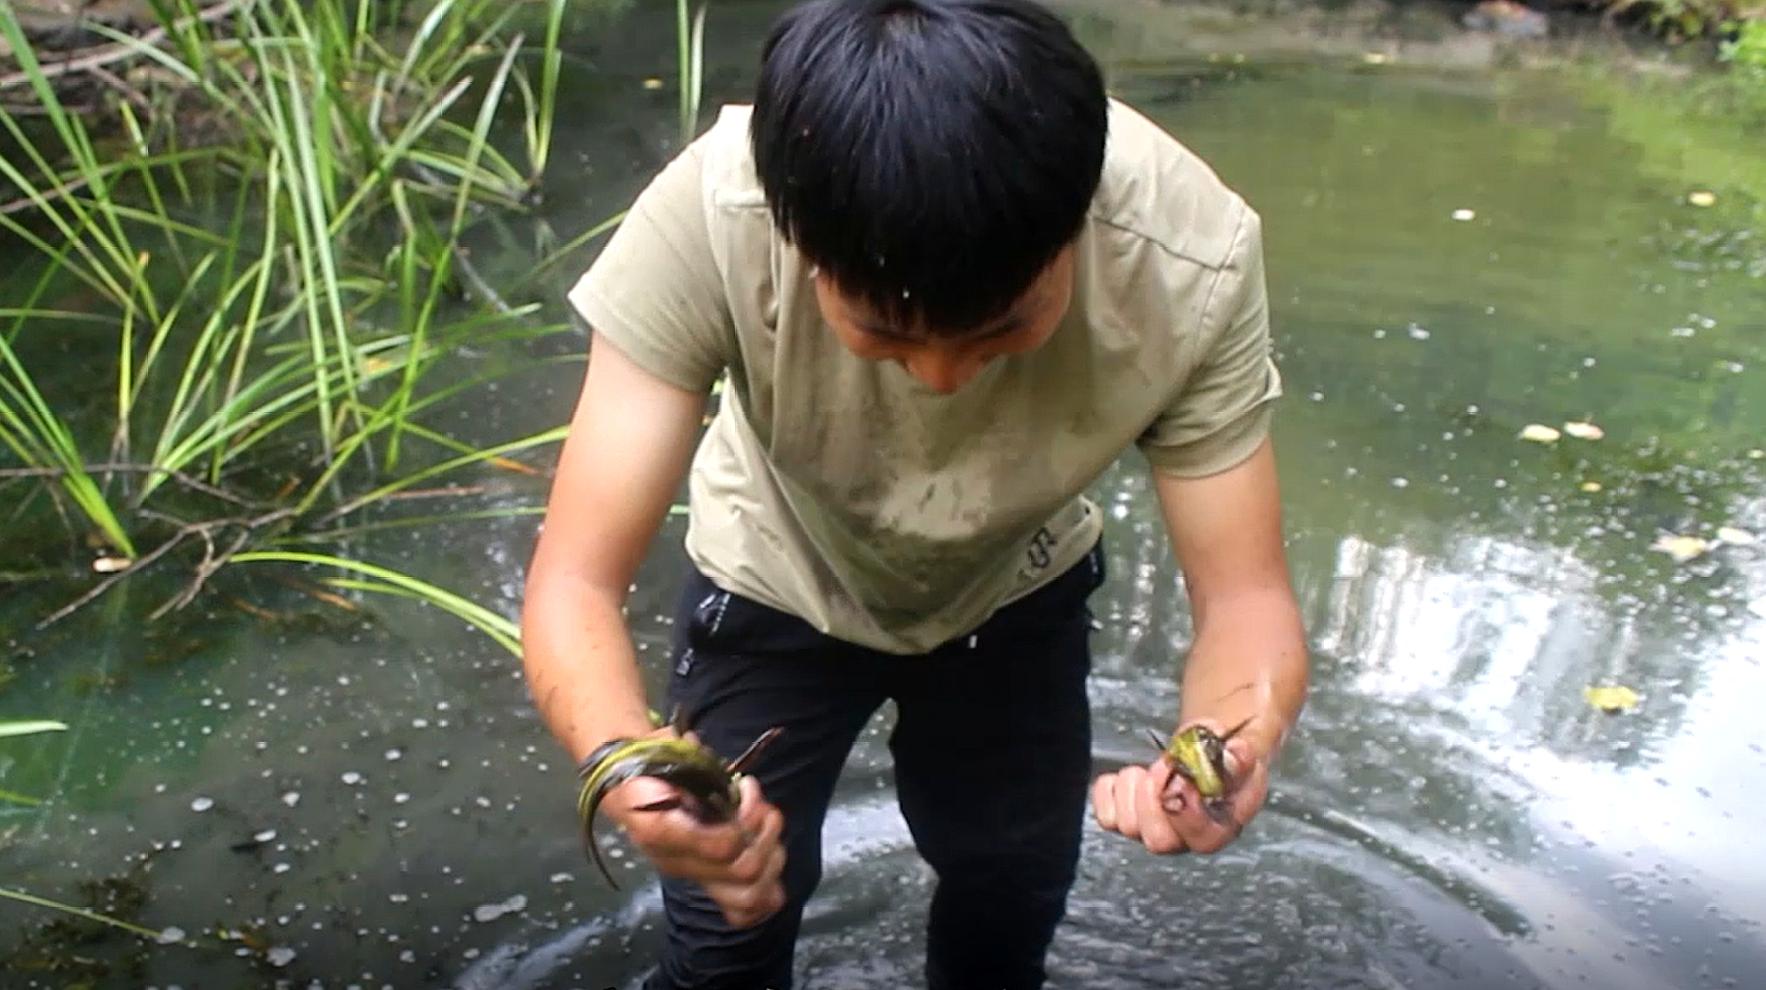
[832,284,1034,341]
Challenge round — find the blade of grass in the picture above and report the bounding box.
[284,504,546,544]
[0,335,136,555]
[0,720,68,738]
[530,0,567,180]
[0,887,166,942]
[230,551,520,656]
[322,425,567,522]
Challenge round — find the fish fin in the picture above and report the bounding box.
[668,704,692,736]
[1203,799,1238,830]
[1144,727,1169,755]
[580,789,622,890]
[587,831,621,890]
[632,796,684,814]
[725,726,784,776]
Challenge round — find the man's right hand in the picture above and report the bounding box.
[602,773,787,928]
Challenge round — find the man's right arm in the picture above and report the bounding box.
[521,333,703,762]
[520,335,787,927]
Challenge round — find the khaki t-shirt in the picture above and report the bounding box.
[568,99,1282,655]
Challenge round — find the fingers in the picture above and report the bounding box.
[1223,737,1271,831]
[1165,739,1270,854]
[1092,766,1187,855]
[607,775,788,929]
[702,823,787,928]
[698,778,786,928]
[1093,749,1271,856]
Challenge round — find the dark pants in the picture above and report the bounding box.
[643,544,1105,990]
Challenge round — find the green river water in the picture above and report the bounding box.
[2,1,1764,987]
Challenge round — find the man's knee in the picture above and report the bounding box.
[646,839,824,990]
[647,878,803,990]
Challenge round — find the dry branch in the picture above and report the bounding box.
[0,0,252,93]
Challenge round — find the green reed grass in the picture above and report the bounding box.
[232,550,521,655]
[0,0,709,652]
[0,1,590,622]
[678,0,707,145]
[0,720,65,807]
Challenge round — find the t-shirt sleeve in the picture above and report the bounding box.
[565,144,731,393]
[1137,206,1284,477]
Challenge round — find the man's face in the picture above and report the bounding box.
[813,246,1075,395]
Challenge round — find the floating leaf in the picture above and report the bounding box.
[1585,685,1640,714]
[1716,526,1756,546]
[1562,421,1605,440]
[1519,424,1561,443]
[1650,534,1710,563]
[1686,190,1717,207]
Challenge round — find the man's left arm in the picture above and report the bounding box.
[1091,436,1308,855]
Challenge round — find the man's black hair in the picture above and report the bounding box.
[752,0,1108,335]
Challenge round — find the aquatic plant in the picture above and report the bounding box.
[0,884,166,943]
[0,0,585,627]
[678,0,708,145]
[1577,0,1764,41]
[1721,17,1766,73]
[0,719,66,806]
[231,550,523,655]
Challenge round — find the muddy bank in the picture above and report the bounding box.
[1055,0,1700,75]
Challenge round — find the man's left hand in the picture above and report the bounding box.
[1090,716,1275,855]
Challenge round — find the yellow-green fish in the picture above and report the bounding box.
[576,710,781,889]
[1145,718,1250,826]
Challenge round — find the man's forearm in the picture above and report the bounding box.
[1177,586,1308,754]
[521,572,656,764]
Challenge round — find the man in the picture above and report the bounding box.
[521,1,1308,987]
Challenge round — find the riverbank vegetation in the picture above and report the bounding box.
[1576,0,1766,112]
[1,0,706,952]
[0,0,702,642]
[1574,0,1761,40]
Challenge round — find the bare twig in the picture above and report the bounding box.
[0,172,95,215]
[83,62,151,113]
[34,504,296,629]
[0,0,252,93]
[0,463,271,508]
[151,526,250,619]
[313,484,495,525]
[379,484,492,502]
[34,529,191,629]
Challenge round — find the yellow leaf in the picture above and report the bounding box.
[1519,424,1561,443]
[1585,685,1640,714]
[642,77,665,91]
[1579,481,1602,493]
[1650,534,1710,563]
[1361,52,1392,65]
[1562,421,1605,440]
[488,456,541,477]
[1687,190,1717,207]
[1717,526,1757,546]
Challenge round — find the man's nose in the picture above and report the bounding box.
[902,349,980,395]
